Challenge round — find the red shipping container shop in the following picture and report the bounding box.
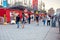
[0,8,23,23]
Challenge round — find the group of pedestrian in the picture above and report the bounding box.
[42,15,57,27]
[15,11,60,31]
[15,12,32,28]
[15,11,40,28]
[16,11,60,34]
[42,14,50,26]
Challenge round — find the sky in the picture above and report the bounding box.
[42,0,60,10]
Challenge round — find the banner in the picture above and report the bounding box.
[2,0,8,7]
[32,0,38,10]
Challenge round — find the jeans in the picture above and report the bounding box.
[43,20,46,25]
[16,22,19,28]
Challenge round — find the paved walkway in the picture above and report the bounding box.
[0,21,60,40]
[45,27,60,40]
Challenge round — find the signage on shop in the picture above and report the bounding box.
[2,0,8,7]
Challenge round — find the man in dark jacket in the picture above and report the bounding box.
[16,15,20,28]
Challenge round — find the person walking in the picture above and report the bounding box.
[16,15,20,28]
[35,14,39,25]
[47,15,50,26]
[42,17,46,25]
[22,12,25,29]
[28,14,31,24]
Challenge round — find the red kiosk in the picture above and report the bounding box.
[0,8,23,24]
